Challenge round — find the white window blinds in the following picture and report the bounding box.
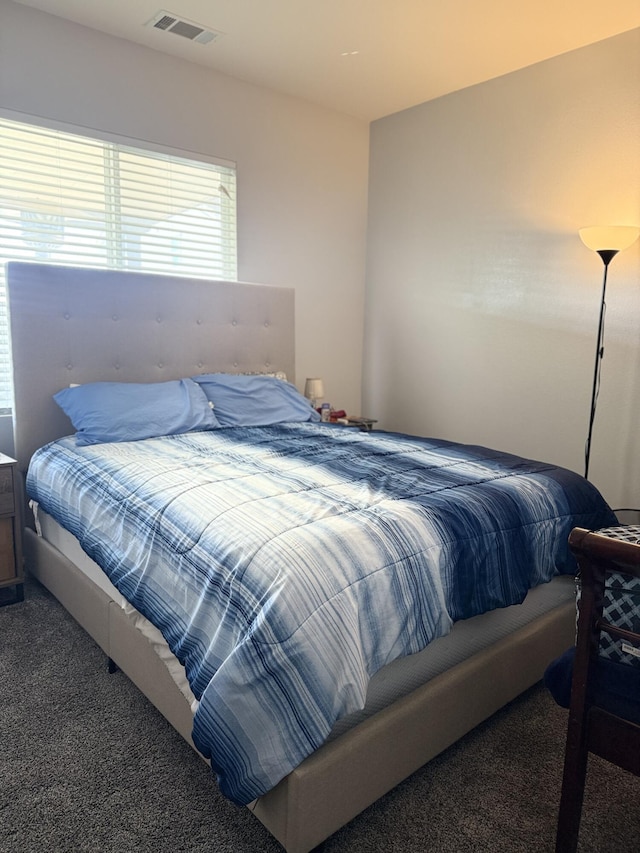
[0,116,237,412]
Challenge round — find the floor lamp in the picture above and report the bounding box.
[579,225,640,480]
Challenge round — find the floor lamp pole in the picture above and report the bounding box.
[579,225,640,481]
[584,249,617,480]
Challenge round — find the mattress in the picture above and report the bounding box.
[33,503,575,743]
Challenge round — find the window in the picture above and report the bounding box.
[0,115,237,412]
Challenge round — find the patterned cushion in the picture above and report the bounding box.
[577,525,640,666]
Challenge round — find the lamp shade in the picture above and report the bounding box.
[304,378,324,401]
[579,225,640,253]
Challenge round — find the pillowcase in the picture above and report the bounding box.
[191,373,320,427]
[54,378,220,446]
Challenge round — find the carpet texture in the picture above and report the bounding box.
[1,577,639,852]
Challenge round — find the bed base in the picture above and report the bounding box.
[24,527,575,853]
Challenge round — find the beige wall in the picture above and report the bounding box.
[365,28,640,510]
[0,0,369,416]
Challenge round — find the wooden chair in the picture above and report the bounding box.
[554,525,640,852]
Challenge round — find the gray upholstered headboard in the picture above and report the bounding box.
[7,262,295,472]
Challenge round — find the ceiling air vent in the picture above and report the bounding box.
[146,10,222,45]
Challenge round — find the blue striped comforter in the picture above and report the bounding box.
[26,424,615,803]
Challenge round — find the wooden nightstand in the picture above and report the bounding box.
[0,454,24,606]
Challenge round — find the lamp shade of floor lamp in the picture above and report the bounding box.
[579,225,640,480]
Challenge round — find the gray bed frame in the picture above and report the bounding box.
[8,261,575,853]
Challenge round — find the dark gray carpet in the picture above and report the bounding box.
[1,577,639,853]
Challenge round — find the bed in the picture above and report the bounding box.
[8,261,617,852]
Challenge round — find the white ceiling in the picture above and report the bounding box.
[11,1,640,121]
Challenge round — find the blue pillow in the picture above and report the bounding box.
[191,373,320,427]
[54,378,220,446]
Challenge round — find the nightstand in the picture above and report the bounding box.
[0,454,23,606]
[343,417,378,432]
